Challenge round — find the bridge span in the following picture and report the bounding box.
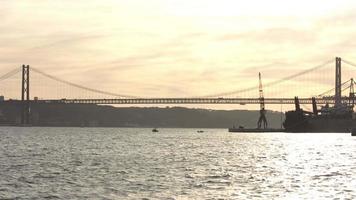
[18,96,350,105]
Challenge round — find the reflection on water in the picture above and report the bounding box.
[0,127,356,199]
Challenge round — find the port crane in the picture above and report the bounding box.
[257,72,268,129]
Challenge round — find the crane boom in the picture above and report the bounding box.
[257,72,268,129]
[259,72,265,110]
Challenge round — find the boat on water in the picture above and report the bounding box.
[228,124,284,132]
[231,57,356,133]
[229,72,285,133]
[351,128,356,136]
[284,58,356,132]
[152,128,159,132]
[283,97,356,132]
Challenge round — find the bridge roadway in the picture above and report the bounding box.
[21,97,353,105]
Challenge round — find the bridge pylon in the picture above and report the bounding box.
[21,65,30,125]
[335,57,342,107]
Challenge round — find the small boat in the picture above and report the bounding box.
[351,128,356,136]
[152,128,159,132]
[197,130,204,133]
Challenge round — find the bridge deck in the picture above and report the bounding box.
[7,97,350,105]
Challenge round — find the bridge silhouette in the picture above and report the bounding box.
[1,57,356,125]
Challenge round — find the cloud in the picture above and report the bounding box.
[81,32,207,72]
[29,33,106,51]
[316,9,356,28]
[218,28,316,45]
[3,1,356,101]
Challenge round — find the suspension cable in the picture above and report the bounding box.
[0,68,21,82]
[27,58,335,99]
[342,59,356,68]
[30,67,140,99]
[316,79,351,97]
[198,59,334,98]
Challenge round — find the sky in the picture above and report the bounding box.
[1,0,356,108]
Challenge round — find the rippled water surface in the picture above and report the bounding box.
[1,127,356,199]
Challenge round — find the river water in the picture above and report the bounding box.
[0,127,356,199]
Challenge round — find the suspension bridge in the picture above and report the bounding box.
[1,57,356,125]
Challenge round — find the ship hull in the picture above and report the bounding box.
[283,110,356,133]
[306,118,356,133]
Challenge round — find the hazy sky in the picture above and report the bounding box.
[1,0,356,100]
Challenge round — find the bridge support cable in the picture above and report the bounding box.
[342,59,356,68]
[30,67,140,99]
[198,59,334,98]
[341,80,354,93]
[316,79,352,97]
[0,68,21,82]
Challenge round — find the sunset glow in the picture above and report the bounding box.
[1,0,356,104]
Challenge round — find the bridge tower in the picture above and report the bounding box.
[335,57,342,107]
[21,65,30,125]
[349,78,355,107]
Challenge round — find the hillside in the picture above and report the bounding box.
[0,103,284,128]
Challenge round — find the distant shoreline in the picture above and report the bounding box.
[0,103,284,129]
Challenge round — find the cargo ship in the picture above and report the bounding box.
[283,97,356,132]
[283,57,356,133]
